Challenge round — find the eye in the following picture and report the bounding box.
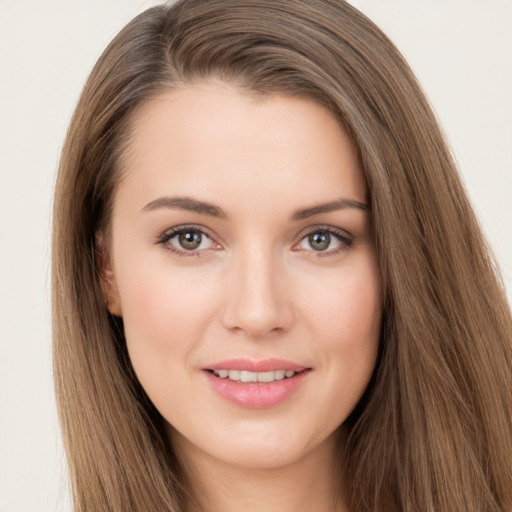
[157,226,220,256]
[295,227,353,255]
[305,231,333,251]
[174,230,208,251]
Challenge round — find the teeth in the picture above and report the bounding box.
[240,370,258,383]
[228,370,240,381]
[275,370,286,380]
[257,371,275,383]
[212,369,297,382]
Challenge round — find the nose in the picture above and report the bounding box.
[221,245,295,338]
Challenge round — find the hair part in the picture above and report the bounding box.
[52,1,512,510]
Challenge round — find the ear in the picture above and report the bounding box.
[95,234,122,317]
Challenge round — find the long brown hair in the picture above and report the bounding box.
[52,1,512,510]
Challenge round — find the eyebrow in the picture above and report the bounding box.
[142,195,369,220]
[291,198,369,220]
[142,196,227,218]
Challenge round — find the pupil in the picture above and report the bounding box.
[179,231,202,250]
[309,232,330,251]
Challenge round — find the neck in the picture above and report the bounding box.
[172,429,348,512]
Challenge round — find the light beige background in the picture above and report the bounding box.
[0,1,510,511]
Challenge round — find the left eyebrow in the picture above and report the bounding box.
[291,198,369,221]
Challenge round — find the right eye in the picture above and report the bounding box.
[157,226,221,256]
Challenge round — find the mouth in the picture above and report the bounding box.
[203,360,312,408]
[206,368,309,383]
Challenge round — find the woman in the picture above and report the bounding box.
[52,0,512,510]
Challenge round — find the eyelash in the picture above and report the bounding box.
[156,225,219,258]
[155,224,354,258]
[294,225,354,257]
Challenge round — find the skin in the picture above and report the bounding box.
[101,81,382,512]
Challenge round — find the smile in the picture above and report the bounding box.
[204,361,311,408]
[211,369,298,382]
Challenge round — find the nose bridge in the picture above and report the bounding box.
[222,239,293,336]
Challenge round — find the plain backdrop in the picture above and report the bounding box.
[0,1,511,511]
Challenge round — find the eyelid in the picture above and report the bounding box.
[156,224,223,256]
[293,224,354,255]
[155,223,354,258]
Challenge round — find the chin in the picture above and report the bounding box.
[169,419,339,472]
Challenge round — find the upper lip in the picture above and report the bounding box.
[204,358,310,372]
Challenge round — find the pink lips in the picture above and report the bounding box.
[206,358,308,373]
[203,358,311,409]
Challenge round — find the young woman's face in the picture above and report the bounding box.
[104,82,382,470]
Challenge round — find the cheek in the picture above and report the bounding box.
[115,259,220,376]
[116,264,222,415]
[303,261,382,402]
[306,260,382,346]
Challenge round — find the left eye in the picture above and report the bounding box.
[297,229,352,253]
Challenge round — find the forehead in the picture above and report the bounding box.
[116,82,366,215]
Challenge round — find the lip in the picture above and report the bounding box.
[204,358,308,373]
[203,358,312,409]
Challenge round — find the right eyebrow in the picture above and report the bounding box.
[142,196,227,219]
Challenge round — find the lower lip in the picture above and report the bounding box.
[204,370,310,409]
